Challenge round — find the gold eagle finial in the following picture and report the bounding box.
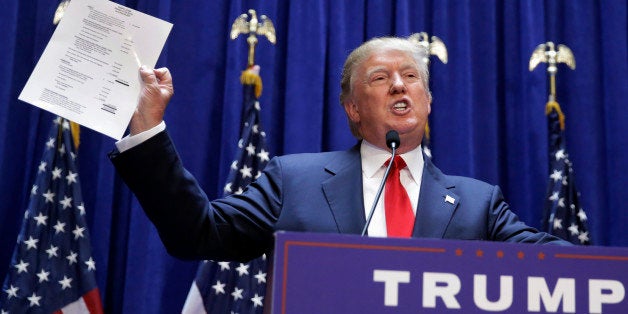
[230,9,276,66]
[408,32,448,65]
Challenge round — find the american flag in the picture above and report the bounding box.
[0,117,103,313]
[182,66,270,314]
[542,103,591,245]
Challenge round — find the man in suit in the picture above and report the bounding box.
[110,37,567,262]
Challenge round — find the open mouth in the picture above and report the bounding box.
[391,100,409,112]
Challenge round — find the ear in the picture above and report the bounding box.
[426,93,432,115]
[343,100,360,123]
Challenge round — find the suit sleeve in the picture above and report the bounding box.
[109,130,281,261]
[488,185,570,245]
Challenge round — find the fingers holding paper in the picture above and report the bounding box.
[130,66,174,136]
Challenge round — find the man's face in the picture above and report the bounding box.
[343,49,431,154]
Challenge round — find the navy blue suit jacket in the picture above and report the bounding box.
[110,131,566,261]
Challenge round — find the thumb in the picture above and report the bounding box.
[139,65,158,85]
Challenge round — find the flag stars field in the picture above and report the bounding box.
[1,119,103,312]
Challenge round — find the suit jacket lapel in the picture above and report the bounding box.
[322,145,366,234]
[413,157,459,238]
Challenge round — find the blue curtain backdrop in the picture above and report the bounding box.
[1,0,626,312]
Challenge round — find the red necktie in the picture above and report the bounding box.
[385,156,415,237]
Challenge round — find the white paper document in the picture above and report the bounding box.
[19,0,172,140]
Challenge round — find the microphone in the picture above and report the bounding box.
[361,130,400,236]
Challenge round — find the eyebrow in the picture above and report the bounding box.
[365,63,418,78]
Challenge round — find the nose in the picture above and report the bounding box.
[389,73,406,94]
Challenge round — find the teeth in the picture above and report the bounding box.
[393,102,407,109]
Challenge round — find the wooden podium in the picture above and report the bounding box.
[270,232,628,313]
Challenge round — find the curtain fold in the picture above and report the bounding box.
[1,0,626,312]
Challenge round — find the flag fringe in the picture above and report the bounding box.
[240,70,262,98]
[70,121,80,150]
[545,100,565,130]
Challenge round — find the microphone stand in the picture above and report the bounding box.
[361,140,397,236]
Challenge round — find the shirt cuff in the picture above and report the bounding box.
[115,121,166,153]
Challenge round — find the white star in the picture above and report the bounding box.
[231,287,244,301]
[257,149,270,162]
[568,223,580,236]
[14,260,29,273]
[254,270,266,284]
[231,160,239,170]
[235,263,249,276]
[42,190,56,203]
[239,165,253,179]
[58,144,66,156]
[245,143,256,156]
[66,171,78,185]
[45,137,55,149]
[224,182,233,193]
[72,225,85,239]
[54,117,62,125]
[62,120,70,130]
[66,251,78,265]
[51,167,63,180]
[59,195,73,209]
[252,124,260,134]
[552,218,563,230]
[578,231,590,244]
[53,221,66,234]
[577,209,588,221]
[212,281,226,294]
[557,198,565,208]
[58,276,73,290]
[85,257,96,271]
[555,149,566,160]
[423,146,432,158]
[255,171,262,179]
[548,192,559,201]
[251,293,264,308]
[46,245,59,258]
[36,269,50,283]
[254,101,261,111]
[38,161,47,173]
[550,170,562,182]
[218,261,231,271]
[77,203,86,215]
[24,236,39,250]
[235,187,244,195]
[4,285,18,299]
[33,212,48,226]
[237,139,244,149]
[31,184,38,195]
[27,292,41,307]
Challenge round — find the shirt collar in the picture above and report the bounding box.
[360,140,424,182]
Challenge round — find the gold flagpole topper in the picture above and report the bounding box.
[529,42,576,130]
[529,42,576,102]
[408,32,448,65]
[230,9,276,67]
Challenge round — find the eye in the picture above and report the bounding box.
[369,74,389,85]
[404,72,420,81]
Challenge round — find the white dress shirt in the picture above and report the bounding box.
[360,140,424,237]
[115,121,166,153]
